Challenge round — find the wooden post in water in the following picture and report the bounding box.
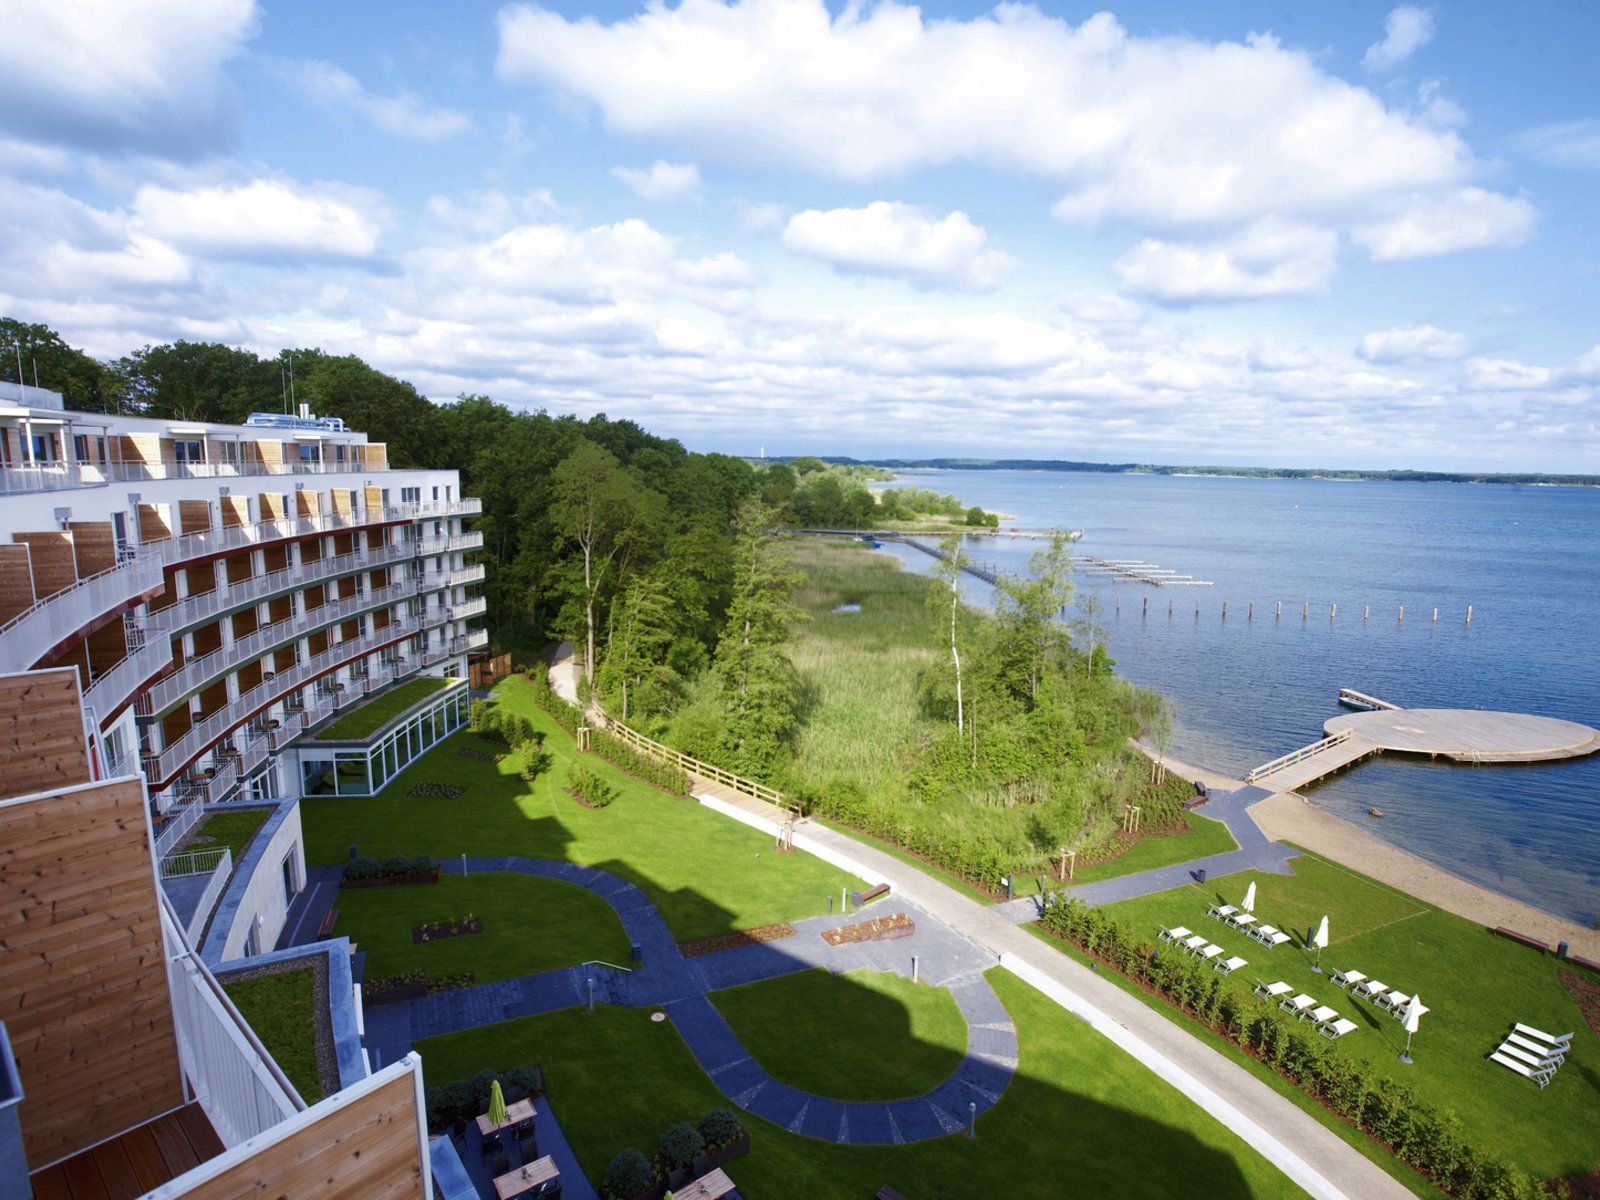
[1195,598,1201,618]
[1275,601,1282,619]
[1466,605,1473,626]
[1432,608,1438,623]
[1248,601,1253,619]
[1168,598,1174,617]
[1116,595,1121,614]
[1302,601,1308,621]
[1222,599,1227,619]
[1331,603,1337,620]
[1363,605,1369,623]
[1398,606,1404,624]
[1142,595,1148,616]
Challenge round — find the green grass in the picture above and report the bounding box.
[710,968,967,1101]
[189,808,270,860]
[334,873,631,985]
[316,676,454,740]
[811,817,998,904]
[1094,848,1600,1182]
[302,674,863,942]
[224,969,323,1103]
[1063,811,1238,888]
[416,968,1301,1200]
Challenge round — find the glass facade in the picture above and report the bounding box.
[298,683,468,797]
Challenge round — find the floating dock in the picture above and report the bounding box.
[1077,555,1213,587]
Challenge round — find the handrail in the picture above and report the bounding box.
[580,959,634,974]
[1244,730,1353,782]
[161,846,231,878]
[591,705,789,808]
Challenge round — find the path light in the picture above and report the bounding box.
[587,976,594,1013]
[1400,993,1424,1065]
[1310,915,1330,973]
[968,1101,977,1139]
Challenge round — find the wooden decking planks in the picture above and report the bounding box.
[29,1104,222,1199]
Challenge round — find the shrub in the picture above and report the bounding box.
[590,729,691,795]
[381,854,412,876]
[659,1122,704,1171]
[343,855,381,881]
[568,763,616,809]
[604,1148,654,1199]
[526,670,585,735]
[500,1064,543,1103]
[698,1108,742,1149]
[342,854,435,883]
[410,854,434,876]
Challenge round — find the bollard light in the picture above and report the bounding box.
[968,1101,977,1139]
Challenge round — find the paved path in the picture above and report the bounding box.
[350,856,1017,1146]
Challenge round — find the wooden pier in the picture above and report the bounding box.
[1246,692,1600,793]
[1077,556,1213,587]
[791,527,1083,541]
[898,537,1007,585]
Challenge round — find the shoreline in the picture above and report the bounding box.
[1147,746,1600,959]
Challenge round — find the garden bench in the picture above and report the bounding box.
[857,882,891,904]
[1493,927,1549,953]
[876,1187,910,1200]
[316,909,340,938]
[1567,953,1600,972]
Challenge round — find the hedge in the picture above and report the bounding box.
[601,1108,748,1200]
[343,854,435,883]
[1038,897,1542,1200]
[423,1064,542,1132]
[589,729,691,796]
[524,670,584,735]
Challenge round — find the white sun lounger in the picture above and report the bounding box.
[1319,1017,1358,1040]
[1253,979,1291,999]
[1214,955,1247,975]
[1180,934,1208,954]
[1374,990,1407,1012]
[1330,968,1366,990]
[1259,930,1290,948]
[1513,1023,1572,1049]
[1226,912,1258,929]
[1158,925,1192,944]
[1306,1004,1339,1025]
[1504,1033,1564,1065]
[1196,943,1224,962]
[1497,1042,1562,1073]
[1357,980,1389,1001]
[1490,1051,1554,1088]
[1279,993,1316,1016]
[1209,904,1238,921]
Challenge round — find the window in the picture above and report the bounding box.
[298,443,318,464]
[217,441,240,465]
[112,511,128,556]
[73,434,91,462]
[30,433,56,462]
[173,439,202,463]
[401,486,421,505]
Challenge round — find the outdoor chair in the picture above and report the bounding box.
[1180,934,1208,954]
[1209,904,1238,921]
[1159,925,1191,944]
[1497,1042,1562,1072]
[1227,912,1258,929]
[1279,993,1316,1017]
[1253,979,1291,999]
[1214,955,1247,975]
[1318,1017,1358,1040]
[1504,1033,1564,1065]
[1306,1004,1339,1025]
[1373,990,1405,1012]
[1490,1051,1554,1088]
[1356,980,1389,1002]
[1330,969,1366,990]
[1196,943,1224,962]
[1513,1023,1572,1048]
[1260,930,1290,949]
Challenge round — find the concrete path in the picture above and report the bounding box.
[350,855,1017,1147]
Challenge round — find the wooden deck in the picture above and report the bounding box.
[29,1103,223,1200]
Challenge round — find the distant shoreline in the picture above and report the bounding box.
[807,457,1600,488]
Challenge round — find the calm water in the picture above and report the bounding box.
[874,469,1600,924]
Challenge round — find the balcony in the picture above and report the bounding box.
[83,634,175,723]
[0,554,163,674]
[451,596,488,620]
[161,847,234,944]
[449,563,486,587]
[0,453,399,497]
[447,530,483,552]
[145,617,423,786]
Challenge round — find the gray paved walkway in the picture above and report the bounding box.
[349,856,1017,1146]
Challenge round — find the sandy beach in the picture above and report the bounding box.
[1143,745,1600,960]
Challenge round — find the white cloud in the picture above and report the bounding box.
[1115,220,1338,302]
[1569,345,1600,381]
[1358,323,1469,363]
[1354,187,1536,261]
[1363,7,1435,72]
[132,179,382,262]
[782,201,1010,291]
[1510,120,1600,172]
[611,161,702,202]
[733,199,788,232]
[1059,293,1145,325]
[1249,341,1318,371]
[1466,358,1553,391]
[0,0,255,159]
[288,61,470,141]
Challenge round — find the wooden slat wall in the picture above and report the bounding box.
[330,488,354,516]
[178,501,212,535]
[257,493,285,521]
[87,616,127,675]
[0,670,90,801]
[220,496,250,528]
[256,440,283,471]
[224,553,253,584]
[169,1072,423,1200]
[138,504,174,542]
[118,434,162,466]
[362,486,384,513]
[362,444,389,470]
[0,544,35,623]
[0,775,183,1168]
[68,522,116,576]
[13,533,77,601]
[295,489,320,518]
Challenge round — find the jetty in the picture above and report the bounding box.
[897,538,1008,585]
[1246,690,1600,792]
[1077,555,1213,587]
[791,527,1083,541]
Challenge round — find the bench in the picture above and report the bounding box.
[876,1187,910,1200]
[1568,953,1600,973]
[855,882,891,905]
[1493,927,1549,953]
[316,909,340,939]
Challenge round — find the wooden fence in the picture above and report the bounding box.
[469,652,512,689]
[591,707,790,811]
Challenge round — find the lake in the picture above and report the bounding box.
[873,469,1600,925]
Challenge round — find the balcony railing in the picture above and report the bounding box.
[0,454,387,496]
[447,530,483,552]
[0,497,478,674]
[82,635,175,722]
[449,563,486,587]
[463,629,488,651]
[152,790,209,857]
[161,848,234,944]
[146,617,422,785]
[451,596,487,620]
[158,899,304,1148]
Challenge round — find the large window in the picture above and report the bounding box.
[299,682,467,798]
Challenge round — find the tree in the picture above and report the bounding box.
[928,533,970,734]
[1148,696,1175,785]
[714,498,806,776]
[0,318,115,410]
[601,570,679,720]
[1074,589,1111,680]
[549,441,648,688]
[996,531,1076,702]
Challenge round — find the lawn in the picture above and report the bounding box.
[224,969,323,1103]
[334,873,630,986]
[188,808,270,860]
[416,968,1300,1200]
[301,674,863,942]
[316,676,454,740]
[710,968,967,1102]
[1095,848,1600,1182]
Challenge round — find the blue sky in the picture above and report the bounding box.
[1,1,1597,470]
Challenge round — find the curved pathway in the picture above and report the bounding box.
[359,856,1017,1146]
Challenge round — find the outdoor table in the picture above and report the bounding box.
[494,1154,558,1199]
[673,1168,738,1200]
[477,1097,536,1138]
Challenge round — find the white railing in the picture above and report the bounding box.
[0,555,163,673]
[451,596,487,620]
[82,635,175,722]
[144,578,418,715]
[147,617,422,783]
[1244,730,1353,782]
[154,793,208,857]
[0,456,387,495]
[162,848,234,943]
[462,629,488,651]
[449,564,486,586]
[447,531,483,551]
[159,900,304,1148]
[160,846,230,878]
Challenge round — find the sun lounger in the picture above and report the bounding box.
[1226,912,1258,929]
[1158,925,1191,944]
[1490,1051,1554,1088]
[1259,930,1290,949]
[1497,1042,1563,1073]
[1513,1023,1572,1049]
[1330,969,1366,990]
[1209,904,1238,921]
[1307,1004,1339,1024]
[1279,993,1316,1017]
[1253,979,1291,999]
[1318,1017,1358,1040]
[1357,980,1388,1002]
[1504,1033,1564,1065]
[1393,998,1428,1021]
[1374,990,1407,1012]
[1215,955,1247,975]
[1180,935,1207,954]
[1196,943,1224,962]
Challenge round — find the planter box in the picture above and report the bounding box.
[693,1129,750,1176]
[340,866,442,890]
[363,983,429,1006]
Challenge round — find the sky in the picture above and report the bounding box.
[1,1,1597,471]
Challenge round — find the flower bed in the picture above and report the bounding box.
[407,781,468,800]
[821,912,914,946]
[341,855,440,889]
[412,915,483,944]
[1558,969,1600,1037]
[456,747,502,763]
[602,1109,748,1200]
[677,923,796,958]
[364,968,475,1005]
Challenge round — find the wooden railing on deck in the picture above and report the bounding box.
[590,707,789,809]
